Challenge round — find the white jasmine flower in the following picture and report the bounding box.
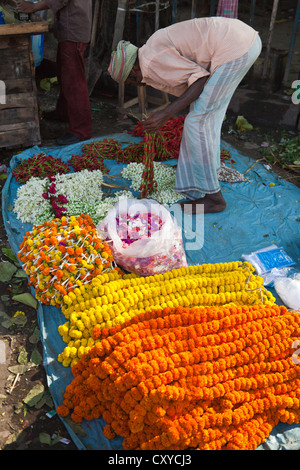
[121,162,181,205]
[13,177,50,223]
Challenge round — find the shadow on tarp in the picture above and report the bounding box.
[2,134,300,450]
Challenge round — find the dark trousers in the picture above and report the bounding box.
[55,41,92,140]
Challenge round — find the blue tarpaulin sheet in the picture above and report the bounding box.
[2,134,300,450]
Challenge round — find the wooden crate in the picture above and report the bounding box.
[0,21,49,149]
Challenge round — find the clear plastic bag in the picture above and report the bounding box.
[97,198,187,276]
[242,244,295,275]
[241,244,295,286]
[274,274,300,310]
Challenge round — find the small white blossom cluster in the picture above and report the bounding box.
[13,176,50,224]
[13,162,183,226]
[54,169,103,203]
[13,169,104,224]
[121,162,182,205]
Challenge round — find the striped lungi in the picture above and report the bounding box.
[175,35,262,201]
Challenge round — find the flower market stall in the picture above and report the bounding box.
[2,125,300,450]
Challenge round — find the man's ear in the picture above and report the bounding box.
[132,63,140,73]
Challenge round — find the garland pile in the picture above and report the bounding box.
[57,261,275,367]
[17,214,115,308]
[12,152,69,184]
[57,303,300,450]
[130,116,185,160]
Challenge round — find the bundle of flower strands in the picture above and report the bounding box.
[17,214,115,308]
[57,303,300,450]
[57,261,275,367]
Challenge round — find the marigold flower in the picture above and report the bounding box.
[18,214,115,308]
[56,303,300,450]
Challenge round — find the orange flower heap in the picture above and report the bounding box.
[57,303,300,450]
[57,261,275,368]
[17,214,115,308]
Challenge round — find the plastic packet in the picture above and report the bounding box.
[97,198,187,276]
[274,273,300,310]
[241,244,295,285]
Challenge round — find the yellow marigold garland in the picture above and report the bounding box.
[17,214,116,308]
[56,304,300,450]
[57,261,275,367]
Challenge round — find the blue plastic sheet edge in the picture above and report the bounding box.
[2,133,300,450]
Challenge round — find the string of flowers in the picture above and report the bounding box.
[139,130,179,197]
[17,214,116,308]
[121,161,182,206]
[139,133,158,198]
[13,169,104,225]
[69,153,109,174]
[57,261,275,368]
[42,175,68,219]
[56,304,300,450]
[12,152,70,184]
[81,138,123,162]
[130,116,186,160]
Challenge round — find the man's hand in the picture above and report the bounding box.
[142,108,170,133]
[17,1,37,13]
[142,76,209,133]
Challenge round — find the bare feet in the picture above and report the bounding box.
[179,191,226,215]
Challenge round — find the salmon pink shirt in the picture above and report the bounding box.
[138,17,258,97]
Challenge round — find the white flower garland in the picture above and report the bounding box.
[54,169,103,204]
[121,162,182,205]
[13,176,50,224]
[13,170,104,224]
[13,162,182,226]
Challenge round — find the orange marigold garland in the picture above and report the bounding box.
[57,261,275,367]
[17,214,116,308]
[56,304,300,450]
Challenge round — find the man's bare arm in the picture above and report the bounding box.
[142,76,209,133]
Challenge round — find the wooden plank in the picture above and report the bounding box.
[0,21,49,37]
[0,92,36,109]
[0,35,28,49]
[0,120,37,133]
[3,78,33,95]
[0,106,35,126]
[0,40,32,80]
[0,44,29,61]
[0,125,40,148]
[0,31,41,148]
[0,113,40,145]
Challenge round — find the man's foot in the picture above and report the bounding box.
[43,110,68,122]
[56,132,86,146]
[179,191,226,215]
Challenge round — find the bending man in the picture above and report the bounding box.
[108,17,261,214]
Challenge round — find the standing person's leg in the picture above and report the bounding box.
[54,42,69,121]
[56,41,92,143]
[175,36,262,214]
[43,43,68,122]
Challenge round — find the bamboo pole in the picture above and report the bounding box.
[249,0,256,25]
[86,0,101,79]
[283,0,300,86]
[262,0,279,79]
[112,0,129,51]
[155,0,159,30]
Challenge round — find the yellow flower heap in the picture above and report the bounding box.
[17,214,115,308]
[58,261,275,367]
